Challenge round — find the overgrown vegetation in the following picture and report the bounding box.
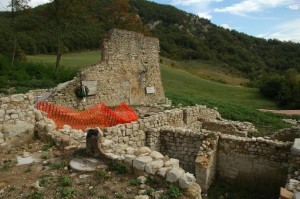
[0,54,77,93]
[166,92,300,136]
[1,0,299,78]
[108,160,128,174]
[159,186,183,199]
[259,69,300,108]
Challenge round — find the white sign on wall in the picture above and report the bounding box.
[82,81,98,96]
[145,86,155,94]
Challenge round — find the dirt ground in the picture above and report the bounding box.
[259,109,300,116]
[0,139,171,199]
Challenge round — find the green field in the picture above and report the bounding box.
[28,51,102,69]
[161,57,248,86]
[161,65,276,109]
[28,51,299,135]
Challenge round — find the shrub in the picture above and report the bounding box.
[58,175,72,187]
[60,187,76,199]
[108,160,127,174]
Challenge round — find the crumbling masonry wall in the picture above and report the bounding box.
[0,95,293,193]
[217,134,292,181]
[48,29,166,109]
[0,94,35,147]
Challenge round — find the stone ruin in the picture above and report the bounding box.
[45,29,167,110]
[1,29,300,198]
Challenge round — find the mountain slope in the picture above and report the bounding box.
[0,0,300,81]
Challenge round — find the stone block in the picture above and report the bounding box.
[184,183,202,198]
[157,167,171,178]
[150,151,164,160]
[292,139,300,155]
[34,110,44,121]
[124,154,136,165]
[0,109,5,118]
[166,167,185,183]
[133,156,153,170]
[134,147,151,156]
[2,120,34,136]
[164,158,179,168]
[280,187,293,199]
[10,94,24,102]
[178,172,196,189]
[0,97,10,103]
[145,160,164,174]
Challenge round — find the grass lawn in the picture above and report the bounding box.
[161,65,277,109]
[160,65,300,135]
[27,50,101,69]
[161,57,248,86]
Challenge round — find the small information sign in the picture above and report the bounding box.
[145,86,155,94]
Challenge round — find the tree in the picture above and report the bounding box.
[9,0,30,66]
[48,0,96,72]
[99,0,148,33]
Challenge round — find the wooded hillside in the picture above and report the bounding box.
[0,0,299,107]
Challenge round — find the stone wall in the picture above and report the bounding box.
[272,127,300,142]
[159,127,204,173]
[217,134,292,182]
[48,29,166,109]
[0,94,35,148]
[1,93,293,194]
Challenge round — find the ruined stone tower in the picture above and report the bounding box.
[49,29,166,109]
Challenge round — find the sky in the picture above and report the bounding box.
[0,0,299,43]
[152,0,300,43]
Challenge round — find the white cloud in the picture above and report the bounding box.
[257,18,300,43]
[288,4,300,10]
[171,0,222,6]
[197,12,212,19]
[0,0,50,11]
[214,0,297,15]
[221,23,232,30]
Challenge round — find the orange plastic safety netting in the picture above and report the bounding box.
[37,101,139,130]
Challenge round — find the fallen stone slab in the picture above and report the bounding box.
[69,157,106,172]
[17,152,42,165]
[135,195,149,199]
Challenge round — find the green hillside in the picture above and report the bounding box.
[160,57,248,86]
[25,51,299,135]
[1,0,300,79]
[161,65,276,109]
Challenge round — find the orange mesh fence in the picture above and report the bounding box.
[37,101,139,130]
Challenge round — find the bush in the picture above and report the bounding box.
[108,160,127,174]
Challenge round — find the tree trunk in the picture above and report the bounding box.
[11,0,16,66]
[55,50,62,72]
[11,35,17,66]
